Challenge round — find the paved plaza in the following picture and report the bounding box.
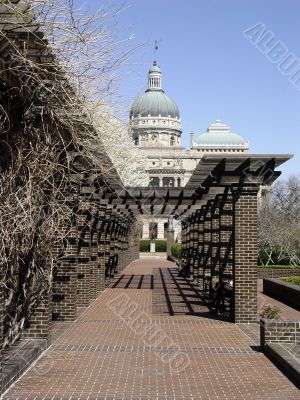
[3,259,299,400]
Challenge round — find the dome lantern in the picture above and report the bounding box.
[147,61,163,91]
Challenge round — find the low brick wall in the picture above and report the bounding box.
[263,278,300,310]
[260,319,300,347]
[258,267,300,279]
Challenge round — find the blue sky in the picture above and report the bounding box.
[82,0,299,176]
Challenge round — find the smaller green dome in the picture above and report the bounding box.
[195,120,247,146]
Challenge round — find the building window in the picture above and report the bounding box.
[170,136,175,146]
[149,222,158,240]
[163,177,175,187]
[149,177,159,187]
[164,222,168,239]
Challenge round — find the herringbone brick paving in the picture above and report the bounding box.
[3,259,300,399]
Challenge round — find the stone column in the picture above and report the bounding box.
[233,185,259,323]
[142,223,149,239]
[167,229,174,257]
[157,222,165,239]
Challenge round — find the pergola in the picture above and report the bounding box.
[107,154,292,323]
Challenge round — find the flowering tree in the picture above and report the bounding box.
[91,104,149,187]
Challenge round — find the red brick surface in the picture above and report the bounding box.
[3,259,299,399]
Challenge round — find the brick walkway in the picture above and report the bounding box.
[3,259,299,400]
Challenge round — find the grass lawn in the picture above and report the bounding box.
[281,276,300,285]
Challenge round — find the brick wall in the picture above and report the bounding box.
[258,268,300,279]
[260,319,300,347]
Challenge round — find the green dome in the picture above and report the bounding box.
[196,132,246,145]
[130,91,180,118]
[195,120,247,146]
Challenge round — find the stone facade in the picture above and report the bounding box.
[130,62,250,241]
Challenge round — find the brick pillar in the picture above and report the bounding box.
[233,185,259,323]
[189,213,196,281]
[97,205,106,293]
[219,190,234,282]
[181,220,187,270]
[203,204,212,293]
[104,208,112,287]
[89,205,99,300]
[23,285,52,342]
[186,218,191,276]
[119,223,125,272]
[196,208,205,290]
[52,221,78,321]
[211,198,220,284]
[77,203,92,307]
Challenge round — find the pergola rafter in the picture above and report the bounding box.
[108,155,292,220]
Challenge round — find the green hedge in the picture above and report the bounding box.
[140,240,150,252]
[281,276,300,285]
[171,243,181,259]
[139,240,167,252]
[155,240,167,252]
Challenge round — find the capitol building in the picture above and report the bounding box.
[129,60,249,241]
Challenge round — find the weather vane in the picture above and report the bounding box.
[154,39,161,61]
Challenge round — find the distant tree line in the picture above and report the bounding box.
[258,175,300,266]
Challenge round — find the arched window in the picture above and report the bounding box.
[170,136,175,146]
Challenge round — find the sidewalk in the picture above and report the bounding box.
[3,259,299,399]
